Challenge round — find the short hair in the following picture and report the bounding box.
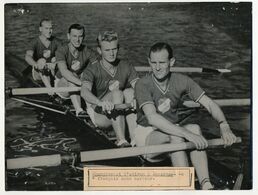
[97,30,118,47]
[149,42,174,59]
[39,18,52,27]
[68,24,85,36]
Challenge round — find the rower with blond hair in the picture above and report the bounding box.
[81,30,139,147]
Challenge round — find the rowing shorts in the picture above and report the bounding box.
[135,125,168,162]
[134,125,156,147]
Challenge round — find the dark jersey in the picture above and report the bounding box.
[135,73,205,126]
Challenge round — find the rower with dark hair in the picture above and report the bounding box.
[25,18,60,95]
[55,23,98,116]
[134,42,238,189]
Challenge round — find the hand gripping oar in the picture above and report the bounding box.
[135,66,231,73]
[6,137,241,169]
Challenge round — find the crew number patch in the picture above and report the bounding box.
[109,80,120,91]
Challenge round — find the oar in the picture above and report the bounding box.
[11,96,132,116]
[6,86,81,96]
[11,97,68,115]
[6,87,250,106]
[135,66,231,73]
[183,99,251,108]
[7,137,241,169]
[7,87,250,108]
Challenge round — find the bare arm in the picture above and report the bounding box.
[142,103,208,149]
[81,82,114,111]
[81,82,101,106]
[198,95,237,145]
[57,61,82,86]
[25,50,37,67]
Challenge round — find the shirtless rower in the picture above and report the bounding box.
[134,42,237,189]
[55,24,98,116]
[81,30,139,147]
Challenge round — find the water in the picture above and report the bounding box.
[5,2,252,190]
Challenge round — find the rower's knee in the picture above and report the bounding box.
[184,124,202,135]
[111,89,124,104]
[123,88,134,103]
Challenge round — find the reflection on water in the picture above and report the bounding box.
[5,2,252,190]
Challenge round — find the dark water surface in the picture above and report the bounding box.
[5,3,252,190]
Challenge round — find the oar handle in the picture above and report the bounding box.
[208,137,242,147]
[94,102,135,114]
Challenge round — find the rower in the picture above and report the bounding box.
[81,30,139,147]
[55,24,98,117]
[134,42,238,190]
[25,18,60,95]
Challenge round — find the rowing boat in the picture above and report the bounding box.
[5,63,247,190]
[6,93,242,189]
[6,92,244,190]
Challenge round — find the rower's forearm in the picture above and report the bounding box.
[61,70,81,86]
[81,86,101,106]
[147,114,189,138]
[25,55,37,67]
[209,101,227,124]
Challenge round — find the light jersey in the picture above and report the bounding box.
[135,73,205,126]
[55,44,98,78]
[81,59,139,99]
[29,36,60,63]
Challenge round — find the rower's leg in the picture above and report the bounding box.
[184,124,213,190]
[123,88,137,146]
[95,90,127,144]
[68,82,83,115]
[93,111,112,128]
[110,89,126,143]
[144,130,171,161]
[39,73,54,96]
[169,136,189,166]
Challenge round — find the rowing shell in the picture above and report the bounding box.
[7,94,242,189]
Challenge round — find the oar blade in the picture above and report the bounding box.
[202,68,231,74]
[7,154,61,169]
[217,69,231,73]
